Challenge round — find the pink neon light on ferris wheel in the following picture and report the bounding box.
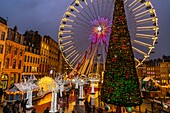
[89,17,112,45]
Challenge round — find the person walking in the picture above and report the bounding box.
[12,101,20,113]
[2,101,11,113]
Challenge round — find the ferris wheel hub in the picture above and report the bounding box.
[97,26,102,32]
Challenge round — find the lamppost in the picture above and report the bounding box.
[48,81,59,113]
[21,74,37,109]
[55,73,70,97]
[88,74,100,94]
[71,75,88,100]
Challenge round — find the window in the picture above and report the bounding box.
[30,57,32,63]
[5,58,10,68]
[30,66,31,72]
[12,59,16,69]
[27,56,30,62]
[14,48,17,55]
[23,66,25,72]
[0,45,4,54]
[7,46,11,54]
[24,55,27,62]
[20,50,23,56]
[8,29,12,36]
[27,66,29,72]
[31,67,37,72]
[1,75,8,89]
[18,60,22,69]
[1,32,5,40]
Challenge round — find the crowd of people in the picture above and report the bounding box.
[0,98,34,113]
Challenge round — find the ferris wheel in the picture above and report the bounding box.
[58,0,159,74]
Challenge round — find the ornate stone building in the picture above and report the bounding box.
[23,30,41,79]
[3,26,25,88]
[45,35,59,77]
[137,56,170,85]
[0,17,8,89]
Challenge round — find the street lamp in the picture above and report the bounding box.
[48,81,59,113]
[21,74,38,109]
[55,74,70,97]
[88,74,100,94]
[71,75,88,100]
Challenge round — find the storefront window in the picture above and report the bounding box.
[1,75,8,89]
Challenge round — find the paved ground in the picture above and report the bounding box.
[0,89,168,113]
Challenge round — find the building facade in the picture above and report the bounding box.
[137,56,170,85]
[0,17,8,89]
[2,26,25,89]
[47,36,59,77]
[23,30,41,79]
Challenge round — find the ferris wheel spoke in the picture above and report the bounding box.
[132,46,148,57]
[135,10,152,20]
[105,1,115,19]
[61,45,75,53]
[59,35,73,41]
[96,0,100,17]
[86,4,96,20]
[81,0,96,20]
[60,24,73,29]
[77,1,94,20]
[74,24,92,31]
[136,17,158,25]
[73,31,89,38]
[61,40,74,47]
[62,18,75,23]
[132,4,145,14]
[71,50,85,66]
[101,0,105,17]
[128,0,140,11]
[136,33,155,39]
[69,6,92,25]
[66,50,77,59]
[104,0,114,18]
[134,57,140,64]
[91,2,98,19]
[74,21,91,28]
[74,28,90,35]
[62,45,75,53]
[102,43,106,70]
[65,11,77,18]
[70,54,81,66]
[76,16,91,25]
[133,40,152,48]
[137,26,158,32]
[102,0,110,18]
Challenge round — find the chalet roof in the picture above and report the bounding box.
[6,83,39,93]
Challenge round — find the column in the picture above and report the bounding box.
[50,90,58,113]
[26,89,33,108]
[75,82,78,89]
[78,84,84,100]
[91,82,95,94]
[91,94,95,106]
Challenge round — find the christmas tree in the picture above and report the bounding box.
[101,0,143,107]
